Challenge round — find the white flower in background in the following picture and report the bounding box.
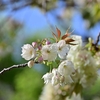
[41,44,57,61]
[39,83,55,100]
[21,44,36,60]
[57,40,70,59]
[58,60,75,76]
[67,48,91,68]
[79,75,87,88]
[67,47,98,88]
[94,52,100,68]
[42,73,53,84]
[79,66,98,88]
[66,92,83,100]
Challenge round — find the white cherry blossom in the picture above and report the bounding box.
[57,40,69,59]
[51,69,61,85]
[21,44,36,60]
[41,44,57,61]
[42,73,53,84]
[58,60,75,76]
[57,60,75,85]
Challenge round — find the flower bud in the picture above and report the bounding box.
[28,60,34,68]
[46,40,51,45]
[38,56,43,63]
[32,42,37,48]
[38,45,42,50]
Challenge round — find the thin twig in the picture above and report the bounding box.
[0,63,27,74]
[95,33,100,46]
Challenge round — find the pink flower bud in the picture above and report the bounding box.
[46,40,51,45]
[38,56,43,62]
[38,45,42,50]
[32,42,37,48]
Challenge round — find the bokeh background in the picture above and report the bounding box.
[0,0,100,100]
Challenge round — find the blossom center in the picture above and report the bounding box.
[30,50,33,55]
[46,50,50,53]
[58,47,62,51]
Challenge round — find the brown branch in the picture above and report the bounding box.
[11,1,35,11]
[95,32,100,46]
[0,63,27,74]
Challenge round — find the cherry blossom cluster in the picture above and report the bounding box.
[21,28,100,95]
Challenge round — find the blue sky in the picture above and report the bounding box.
[1,4,100,41]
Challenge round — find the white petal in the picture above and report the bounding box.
[42,73,53,84]
[58,60,75,76]
[57,40,69,59]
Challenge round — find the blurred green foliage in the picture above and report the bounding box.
[83,77,100,100]
[11,68,43,100]
[82,3,100,28]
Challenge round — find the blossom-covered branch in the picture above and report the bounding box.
[1,27,100,99]
[20,28,100,91]
[0,63,27,74]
